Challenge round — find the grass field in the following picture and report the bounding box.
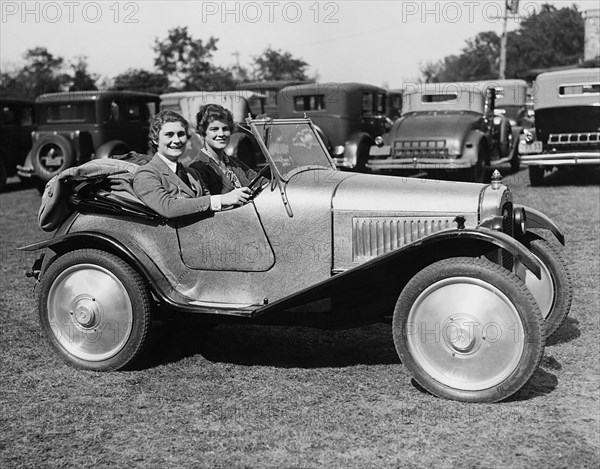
[1,169,599,468]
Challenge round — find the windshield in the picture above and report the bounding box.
[252,119,335,180]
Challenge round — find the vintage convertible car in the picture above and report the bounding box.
[21,117,572,403]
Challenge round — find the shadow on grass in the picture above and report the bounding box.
[546,317,581,346]
[0,176,41,194]
[532,166,600,187]
[145,320,399,369]
[406,360,558,403]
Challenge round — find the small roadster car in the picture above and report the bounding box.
[21,117,571,403]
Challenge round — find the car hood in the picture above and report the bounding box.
[333,172,483,214]
[391,112,483,155]
[331,173,486,270]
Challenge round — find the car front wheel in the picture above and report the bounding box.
[38,249,152,371]
[392,257,544,403]
[515,238,572,339]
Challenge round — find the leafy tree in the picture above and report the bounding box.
[420,4,584,82]
[111,68,169,94]
[0,47,69,100]
[506,4,584,77]
[252,47,310,81]
[68,56,98,91]
[153,26,235,91]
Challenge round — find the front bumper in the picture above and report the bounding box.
[367,157,473,171]
[520,151,600,167]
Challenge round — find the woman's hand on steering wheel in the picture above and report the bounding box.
[247,164,272,198]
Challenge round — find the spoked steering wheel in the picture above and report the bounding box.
[247,164,272,199]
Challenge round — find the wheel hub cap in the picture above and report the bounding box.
[72,296,99,328]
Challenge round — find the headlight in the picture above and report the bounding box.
[522,129,534,144]
[513,206,527,236]
[374,136,384,147]
[332,145,345,156]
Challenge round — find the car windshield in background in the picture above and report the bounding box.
[254,120,334,179]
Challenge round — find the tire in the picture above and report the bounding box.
[392,257,544,403]
[529,166,544,186]
[515,238,572,339]
[31,134,75,181]
[499,118,512,157]
[467,146,486,183]
[38,249,152,371]
[0,160,6,192]
[355,139,371,173]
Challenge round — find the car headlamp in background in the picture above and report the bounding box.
[332,145,345,156]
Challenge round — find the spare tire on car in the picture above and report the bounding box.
[31,134,75,182]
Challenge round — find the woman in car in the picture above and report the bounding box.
[189,104,262,195]
[133,110,250,219]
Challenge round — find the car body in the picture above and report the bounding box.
[160,90,267,168]
[242,80,311,117]
[17,91,160,184]
[277,82,389,170]
[368,82,520,181]
[519,68,600,185]
[22,117,572,403]
[387,89,403,121]
[0,98,35,190]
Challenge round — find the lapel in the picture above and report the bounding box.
[152,154,198,197]
[201,149,236,192]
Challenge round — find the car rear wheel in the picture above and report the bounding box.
[31,134,75,181]
[0,160,6,192]
[38,249,152,371]
[515,238,572,339]
[392,257,544,403]
[467,151,486,183]
[529,166,545,186]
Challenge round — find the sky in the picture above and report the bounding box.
[0,0,596,89]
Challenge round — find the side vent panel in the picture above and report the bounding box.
[352,217,453,262]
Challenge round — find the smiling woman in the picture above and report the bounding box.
[132,109,251,218]
[189,104,263,195]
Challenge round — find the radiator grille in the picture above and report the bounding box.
[353,217,453,261]
[393,139,450,158]
[548,132,600,145]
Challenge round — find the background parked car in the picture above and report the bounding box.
[17,91,159,185]
[277,82,389,170]
[160,90,266,168]
[520,68,600,186]
[369,82,519,182]
[242,80,311,117]
[0,98,34,190]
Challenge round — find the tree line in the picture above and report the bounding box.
[0,26,313,100]
[1,4,594,100]
[420,4,595,83]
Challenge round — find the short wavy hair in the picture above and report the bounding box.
[196,103,234,137]
[148,110,190,153]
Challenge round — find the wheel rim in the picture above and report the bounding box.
[406,277,525,391]
[38,143,65,173]
[47,263,134,361]
[516,252,554,320]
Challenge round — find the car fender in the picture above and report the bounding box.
[254,226,542,316]
[18,231,194,312]
[515,204,565,245]
[94,140,131,159]
[312,124,331,150]
[344,131,371,166]
[461,130,489,164]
